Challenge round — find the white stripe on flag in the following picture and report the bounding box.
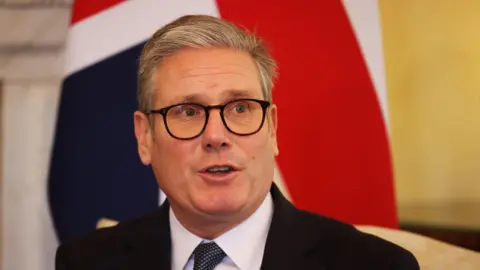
[342,0,390,129]
[64,0,220,77]
[274,164,291,201]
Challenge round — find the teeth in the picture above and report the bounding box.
[206,166,233,173]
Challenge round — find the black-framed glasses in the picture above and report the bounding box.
[147,98,271,140]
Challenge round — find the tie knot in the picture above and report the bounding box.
[193,242,226,270]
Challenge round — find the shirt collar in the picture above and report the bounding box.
[170,208,202,270]
[170,192,274,270]
[215,192,273,269]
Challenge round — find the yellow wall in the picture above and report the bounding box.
[380,1,480,205]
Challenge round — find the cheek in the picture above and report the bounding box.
[151,135,197,179]
[243,132,274,163]
[155,140,193,166]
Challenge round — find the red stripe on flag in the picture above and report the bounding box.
[70,0,125,25]
[216,0,397,228]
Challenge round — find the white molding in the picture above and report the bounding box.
[0,50,65,80]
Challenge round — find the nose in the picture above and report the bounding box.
[201,109,231,152]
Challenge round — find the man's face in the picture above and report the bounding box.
[134,47,278,222]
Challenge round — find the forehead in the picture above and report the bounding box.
[153,47,262,106]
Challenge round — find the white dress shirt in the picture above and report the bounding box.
[170,193,274,270]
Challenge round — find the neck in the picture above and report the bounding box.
[180,218,237,240]
[170,201,263,239]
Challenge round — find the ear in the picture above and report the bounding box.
[268,104,279,156]
[134,111,153,165]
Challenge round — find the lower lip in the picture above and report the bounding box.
[198,170,240,184]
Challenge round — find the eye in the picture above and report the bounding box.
[234,103,247,113]
[172,104,203,117]
[229,101,251,114]
[184,107,196,116]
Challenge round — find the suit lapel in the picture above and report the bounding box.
[121,201,172,270]
[261,184,327,270]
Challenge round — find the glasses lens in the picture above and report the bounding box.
[224,100,265,134]
[166,104,206,138]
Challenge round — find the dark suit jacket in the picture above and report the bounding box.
[56,184,419,270]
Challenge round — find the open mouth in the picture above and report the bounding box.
[204,165,235,174]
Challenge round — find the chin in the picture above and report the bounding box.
[193,192,247,217]
[197,205,243,217]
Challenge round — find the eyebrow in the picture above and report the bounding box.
[223,89,258,100]
[175,89,259,104]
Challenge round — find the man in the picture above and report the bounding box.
[55,15,419,270]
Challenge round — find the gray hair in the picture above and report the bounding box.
[137,14,278,113]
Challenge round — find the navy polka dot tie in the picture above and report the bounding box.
[193,242,226,270]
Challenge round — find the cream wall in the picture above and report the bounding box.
[380,1,480,205]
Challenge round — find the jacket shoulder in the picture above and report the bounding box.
[296,210,419,269]
[55,210,164,270]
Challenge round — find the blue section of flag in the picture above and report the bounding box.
[48,42,159,243]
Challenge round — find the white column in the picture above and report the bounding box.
[1,80,61,270]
